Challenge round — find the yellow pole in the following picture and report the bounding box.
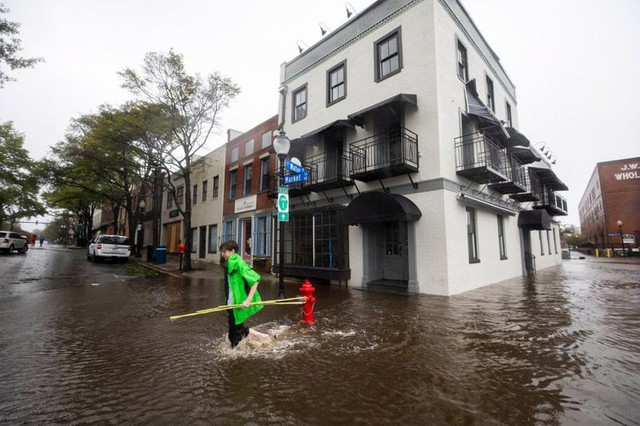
[169,297,305,321]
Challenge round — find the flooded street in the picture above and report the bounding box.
[1,247,639,424]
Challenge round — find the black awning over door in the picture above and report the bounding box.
[518,209,552,230]
[343,191,422,225]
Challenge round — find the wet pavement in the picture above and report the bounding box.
[1,245,639,424]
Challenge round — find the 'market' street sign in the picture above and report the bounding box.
[283,159,308,185]
[283,171,308,184]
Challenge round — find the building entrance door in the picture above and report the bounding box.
[382,221,408,281]
[199,226,206,259]
[522,229,535,275]
[166,222,181,253]
[240,219,252,265]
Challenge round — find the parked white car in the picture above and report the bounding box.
[87,235,131,262]
[0,231,29,254]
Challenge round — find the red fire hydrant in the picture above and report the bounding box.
[299,279,316,323]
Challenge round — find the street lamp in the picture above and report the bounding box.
[617,219,628,256]
[273,130,290,299]
[135,199,146,257]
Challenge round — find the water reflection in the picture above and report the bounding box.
[1,251,639,424]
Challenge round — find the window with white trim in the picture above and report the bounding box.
[213,176,219,198]
[231,147,239,163]
[208,224,218,253]
[222,220,235,243]
[260,157,270,192]
[254,215,271,256]
[243,164,252,195]
[229,170,237,200]
[245,139,254,156]
[261,131,271,149]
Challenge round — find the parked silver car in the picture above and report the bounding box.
[0,231,29,254]
[87,235,131,262]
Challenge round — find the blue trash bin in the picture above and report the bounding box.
[155,245,167,264]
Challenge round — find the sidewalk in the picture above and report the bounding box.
[130,252,216,278]
[130,251,288,285]
[570,251,640,265]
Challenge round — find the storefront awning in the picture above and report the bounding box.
[343,191,422,225]
[504,127,531,147]
[465,80,517,142]
[510,146,540,164]
[348,94,417,126]
[518,209,552,230]
[528,166,569,191]
[466,82,498,126]
[300,119,355,140]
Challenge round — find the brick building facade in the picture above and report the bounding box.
[579,157,640,252]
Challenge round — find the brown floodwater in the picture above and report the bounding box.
[1,247,639,424]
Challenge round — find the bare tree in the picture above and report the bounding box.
[119,50,239,270]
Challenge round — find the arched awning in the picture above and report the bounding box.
[343,192,422,225]
[518,209,551,230]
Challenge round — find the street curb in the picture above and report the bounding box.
[130,259,185,278]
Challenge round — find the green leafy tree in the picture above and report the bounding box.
[119,50,240,271]
[50,104,150,240]
[49,102,173,245]
[0,121,46,228]
[564,234,584,250]
[0,3,42,87]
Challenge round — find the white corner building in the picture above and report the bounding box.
[276,0,567,295]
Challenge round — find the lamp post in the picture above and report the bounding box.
[273,130,290,299]
[135,199,146,257]
[617,219,628,256]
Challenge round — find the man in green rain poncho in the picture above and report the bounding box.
[220,240,270,348]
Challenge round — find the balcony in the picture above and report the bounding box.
[533,190,568,216]
[455,132,508,183]
[488,155,527,194]
[267,171,311,199]
[510,170,542,202]
[349,127,419,182]
[303,151,354,192]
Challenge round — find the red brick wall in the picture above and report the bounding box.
[223,115,278,216]
[599,157,640,246]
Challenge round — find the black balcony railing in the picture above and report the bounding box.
[455,132,507,183]
[510,170,542,202]
[533,189,568,216]
[349,127,418,182]
[303,151,354,192]
[488,155,527,194]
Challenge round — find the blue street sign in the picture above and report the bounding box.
[284,170,308,184]
[285,160,305,174]
[608,232,621,237]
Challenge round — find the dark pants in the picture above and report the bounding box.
[227,310,249,348]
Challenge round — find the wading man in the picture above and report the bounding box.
[220,240,269,348]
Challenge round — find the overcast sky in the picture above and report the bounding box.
[1,0,639,230]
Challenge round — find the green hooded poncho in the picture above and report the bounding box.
[227,253,263,325]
